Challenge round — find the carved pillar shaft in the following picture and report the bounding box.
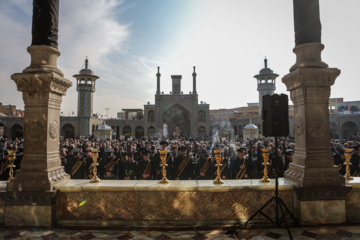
[280,0,351,224]
[283,67,344,187]
[8,47,72,192]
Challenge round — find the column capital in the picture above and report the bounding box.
[283,67,340,91]
[12,72,72,96]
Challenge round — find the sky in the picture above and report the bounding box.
[0,0,359,118]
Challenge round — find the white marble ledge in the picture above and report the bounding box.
[53,178,295,192]
[346,177,360,189]
[0,181,6,191]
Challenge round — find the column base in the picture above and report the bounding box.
[285,164,345,187]
[295,199,346,224]
[1,190,58,227]
[6,167,70,192]
[293,185,352,224]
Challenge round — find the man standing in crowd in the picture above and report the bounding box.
[100,148,122,179]
[66,148,86,179]
[123,153,138,180]
[195,150,213,180]
[138,151,154,180]
[152,141,173,180]
[231,148,252,179]
[173,146,193,180]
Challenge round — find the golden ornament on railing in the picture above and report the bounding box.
[213,149,224,184]
[344,148,353,181]
[159,149,170,183]
[90,148,100,183]
[6,150,16,183]
[260,148,271,183]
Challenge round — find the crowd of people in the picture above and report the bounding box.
[1,135,360,181]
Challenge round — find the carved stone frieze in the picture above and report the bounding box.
[6,168,69,192]
[294,185,351,201]
[285,164,304,183]
[27,120,43,142]
[294,116,305,137]
[11,72,72,96]
[307,115,328,138]
[282,67,340,92]
[49,120,59,140]
[57,190,293,223]
[285,164,345,188]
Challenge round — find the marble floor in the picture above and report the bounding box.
[1,224,360,240]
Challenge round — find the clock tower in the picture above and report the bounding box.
[73,57,99,117]
[171,75,182,95]
[73,57,99,136]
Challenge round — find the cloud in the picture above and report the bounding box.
[0,1,32,109]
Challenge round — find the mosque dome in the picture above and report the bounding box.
[79,68,94,75]
[98,120,111,130]
[78,57,94,75]
[244,123,258,129]
[259,67,273,74]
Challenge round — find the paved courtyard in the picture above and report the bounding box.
[0,224,359,239]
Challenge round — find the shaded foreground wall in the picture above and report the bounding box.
[0,179,359,226]
[54,180,293,227]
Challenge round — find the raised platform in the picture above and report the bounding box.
[1,178,360,227]
[53,179,294,227]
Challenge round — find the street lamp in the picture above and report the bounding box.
[105,108,110,119]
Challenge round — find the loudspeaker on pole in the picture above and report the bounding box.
[262,94,289,137]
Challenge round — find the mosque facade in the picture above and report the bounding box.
[0,58,359,140]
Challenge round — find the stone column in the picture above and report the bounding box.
[1,0,72,226]
[192,66,197,94]
[156,67,161,94]
[282,0,350,224]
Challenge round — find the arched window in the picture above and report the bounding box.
[148,110,155,122]
[198,110,205,122]
[61,123,75,139]
[10,124,23,138]
[135,126,144,139]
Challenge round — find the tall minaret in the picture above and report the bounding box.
[73,57,99,118]
[156,66,161,94]
[254,58,279,116]
[192,66,197,94]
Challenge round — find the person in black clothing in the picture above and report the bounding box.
[333,147,345,175]
[149,146,156,159]
[15,145,23,173]
[171,146,178,159]
[195,150,213,180]
[230,148,252,179]
[213,149,229,180]
[65,147,73,173]
[60,147,67,172]
[66,148,86,179]
[123,153,138,180]
[284,149,294,172]
[269,148,285,178]
[152,141,173,180]
[138,151,154,180]
[350,145,360,176]
[84,150,96,179]
[173,146,193,180]
[0,150,10,181]
[100,148,122,179]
